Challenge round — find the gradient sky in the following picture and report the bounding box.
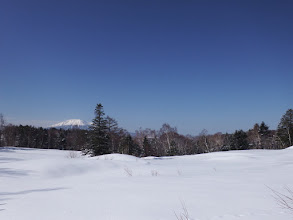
[0,0,292,135]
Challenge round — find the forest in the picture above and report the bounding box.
[0,106,292,157]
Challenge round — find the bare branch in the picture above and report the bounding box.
[268,186,293,211]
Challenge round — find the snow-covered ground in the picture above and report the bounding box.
[1,147,293,220]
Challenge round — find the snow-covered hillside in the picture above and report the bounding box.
[1,147,293,220]
[50,119,90,130]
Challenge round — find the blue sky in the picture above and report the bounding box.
[0,0,292,135]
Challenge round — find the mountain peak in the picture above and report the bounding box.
[51,119,90,130]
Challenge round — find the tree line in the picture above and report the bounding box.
[0,107,292,157]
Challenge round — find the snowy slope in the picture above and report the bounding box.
[50,119,90,130]
[1,147,293,220]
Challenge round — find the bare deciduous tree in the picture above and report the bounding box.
[197,129,210,153]
[159,123,178,154]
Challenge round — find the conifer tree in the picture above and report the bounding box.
[0,113,5,147]
[277,109,293,147]
[121,134,141,156]
[143,136,152,156]
[86,103,110,156]
[167,140,180,156]
[57,130,66,150]
[259,121,269,136]
[231,130,249,150]
[258,121,270,149]
[106,116,119,153]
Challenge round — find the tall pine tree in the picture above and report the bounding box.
[86,103,110,156]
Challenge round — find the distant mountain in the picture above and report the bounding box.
[50,119,91,130]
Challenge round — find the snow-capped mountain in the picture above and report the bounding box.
[50,119,91,130]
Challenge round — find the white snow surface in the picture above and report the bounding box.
[1,147,293,220]
[50,119,90,129]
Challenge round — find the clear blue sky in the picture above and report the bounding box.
[0,0,292,135]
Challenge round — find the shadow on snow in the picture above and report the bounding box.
[0,188,67,212]
[0,187,67,196]
[0,168,32,177]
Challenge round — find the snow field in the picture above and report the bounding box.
[1,147,293,219]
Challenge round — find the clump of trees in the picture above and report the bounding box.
[82,104,141,156]
[0,123,87,150]
[1,107,292,157]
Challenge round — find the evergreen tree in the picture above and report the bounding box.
[259,121,269,136]
[106,116,119,153]
[221,133,233,151]
[143,136,152,156]
[248,122,270,149]
[167,140,180,156]
[121,134,141,156]
[0,113,5,147]
[259,121,270,149]
[57,130,67,150]
[121,134,132,155]
[231,130,249,150]
[277,109,293,147]
[86,103,110,156]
